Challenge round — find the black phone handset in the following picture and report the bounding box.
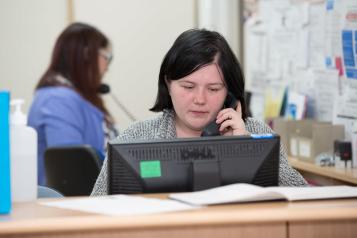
[201,92,238,136]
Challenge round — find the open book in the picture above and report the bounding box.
[169,183,357,206]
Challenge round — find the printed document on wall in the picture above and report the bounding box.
[342,0,357,80]
[308,2,326,68]
[324,0,344,69]
[259,0,294,77]
[313,69,339,122]
[288,2,310,69]
[333,80,357,140]
[290,69,316,118]
[334,80,357,119]
[244,17,268,93]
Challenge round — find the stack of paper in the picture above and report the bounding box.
[41,195,198,216]
[169,183,357,206]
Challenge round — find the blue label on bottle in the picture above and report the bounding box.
[0,91,11,214]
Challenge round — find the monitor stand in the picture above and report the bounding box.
[192,160,221,191]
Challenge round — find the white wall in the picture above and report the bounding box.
[197,0,241,59]
[0,0,246,129]
[0,0,67,114]
[0,1,244,130]
[0,0,196,130]
[73,0,196,129]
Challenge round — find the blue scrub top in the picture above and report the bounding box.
[28,87,105,186]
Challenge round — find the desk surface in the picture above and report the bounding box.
[1,196,357,238]
[289,157,357,185]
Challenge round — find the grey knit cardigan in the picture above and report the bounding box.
[91,110,307,196]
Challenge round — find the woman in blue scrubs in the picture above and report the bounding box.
[28,22,117,186]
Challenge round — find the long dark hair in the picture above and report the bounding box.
[150,29,247,120]
[36,22,111,117]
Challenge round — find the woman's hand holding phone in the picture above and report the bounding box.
[216,101,248,136]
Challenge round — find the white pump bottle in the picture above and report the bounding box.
[10,99,37,202]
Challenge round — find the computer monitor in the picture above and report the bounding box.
[108,135,280,194]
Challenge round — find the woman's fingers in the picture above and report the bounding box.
[216,102,247,136]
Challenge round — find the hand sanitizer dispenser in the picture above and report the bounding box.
[10,99,37,202]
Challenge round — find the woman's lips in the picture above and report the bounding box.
[190,110,208,117]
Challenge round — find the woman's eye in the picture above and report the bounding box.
[209,88,220,92]
[182,85,194,89]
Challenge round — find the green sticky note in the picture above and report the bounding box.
[140,161,161,178]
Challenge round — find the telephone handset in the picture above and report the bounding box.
[201,92,238,137]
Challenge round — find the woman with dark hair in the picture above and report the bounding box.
[28,22,117,186]
[91,29,306,196]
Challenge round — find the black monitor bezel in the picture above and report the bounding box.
[108,135,280,195]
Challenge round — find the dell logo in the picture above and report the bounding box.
[180,147,215,160]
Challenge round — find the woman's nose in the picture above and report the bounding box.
[193,90,206,105]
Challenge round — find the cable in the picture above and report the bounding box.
[98,83,137,122]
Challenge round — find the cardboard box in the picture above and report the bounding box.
[290,121,344,162]
[272,118,345,162]
[272,118,294,155]
[272,118,313,156]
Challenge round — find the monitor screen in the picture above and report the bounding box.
[108,135,280,194]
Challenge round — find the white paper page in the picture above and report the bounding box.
[259,1,295,78]
[250,92,265,121]
[284,2,310,69]
[289,69,316,118]
[313,69,339,121]
[250,26,268,73]
[333,79,357,121]
[307,2,326,68]
[259,0,289,26]
[333,115,357,141]
[249,70,275,94]
[324,0,344,67]
[169,184,285,206]
[244,18,269,93]
[336,86,357,118]
[296,28,309,69]
[343,0,357,29]
[267,186,357,201]
[285,2,309,29]
[41,195,198,216]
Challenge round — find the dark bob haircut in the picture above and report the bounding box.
[150,28,247,120]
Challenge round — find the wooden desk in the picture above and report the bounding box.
[1,196,357,238]
[289,157,357,185]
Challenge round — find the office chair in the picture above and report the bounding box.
[44,145,101,196]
